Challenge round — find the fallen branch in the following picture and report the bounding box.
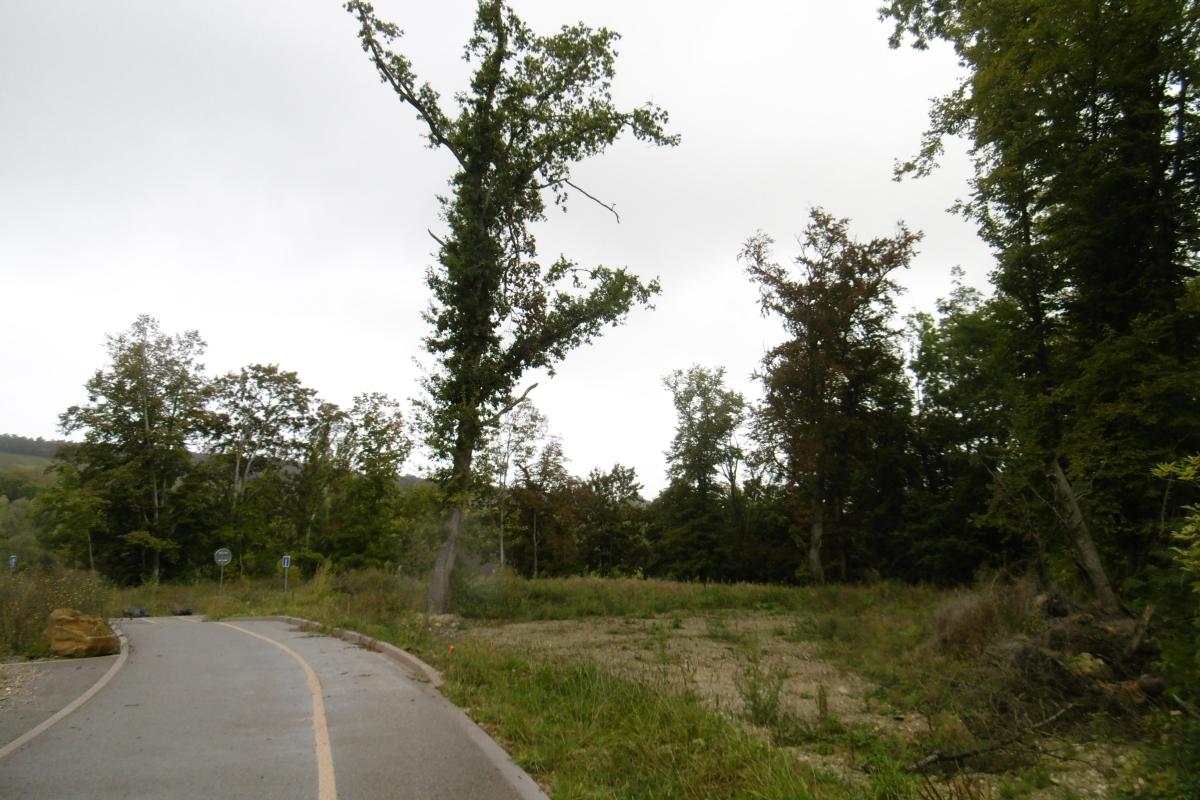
[908,705,1071,773]
[1170,693,1200,721]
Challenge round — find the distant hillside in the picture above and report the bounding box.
[0,451,53,469]
[0,434,66,469]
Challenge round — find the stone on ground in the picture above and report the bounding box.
[41,608,120,658]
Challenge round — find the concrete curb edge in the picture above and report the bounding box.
[250,614,443,688]
[229,615,548,800]
[0,621,129,762]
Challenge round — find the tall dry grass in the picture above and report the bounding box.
[1,570,109,656]
[929,576,1042,657]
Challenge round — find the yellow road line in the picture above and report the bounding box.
[0,626,129,762]
[218,622,337,800]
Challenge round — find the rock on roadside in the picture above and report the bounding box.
[41,609,120,658]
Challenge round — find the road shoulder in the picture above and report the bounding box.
[0,652,122,756]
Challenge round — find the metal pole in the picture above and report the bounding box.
[219,564,225,596]
[283,565,289,593]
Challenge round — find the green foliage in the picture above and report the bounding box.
[53,315,208,583]
[347,0,673,468]
[1119,717,1200,799]
[663,365,746,501]
[574,464,647,577]
[1154,455,1200,592]
[651,366,748,581]
[903,276,1019,582]
[31,315,421,584]
[1151,455,1200,694]
[742,209,920,583]
[453,575,807,621]
[882,0,1200,609]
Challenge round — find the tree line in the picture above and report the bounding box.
[7,315,431,584]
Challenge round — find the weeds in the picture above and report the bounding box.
[918,773,993,800]
[705,614,746,645]
[736,658,788,727]
[437,640,856,799]
[454,574,812,621]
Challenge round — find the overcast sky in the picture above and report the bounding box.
[0,1,991,495]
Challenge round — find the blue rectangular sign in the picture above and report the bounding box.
[282,555,291,569]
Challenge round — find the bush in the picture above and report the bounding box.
[331,567,425,621]
[931,577,1040,657]
[0,569,109,656]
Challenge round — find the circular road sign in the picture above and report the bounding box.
[214,547,233,566]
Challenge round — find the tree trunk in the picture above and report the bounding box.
[532,509,538,579]
[498,494,505,570]
[1051,458,1121,615]
[836,500,848,582]
[427,505,464,614]
[428,443,474,614]
[809,477,826,584]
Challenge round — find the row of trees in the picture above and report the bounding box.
[29,316,431,584]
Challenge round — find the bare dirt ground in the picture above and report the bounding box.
[0,661,37,709]
[461,612,903,731]
[454,611,1127,798]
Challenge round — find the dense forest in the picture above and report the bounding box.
[2,0,1199,711]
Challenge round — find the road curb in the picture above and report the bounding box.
[240,615,443,688]
[0,621,129,762]
[230,615,548,800]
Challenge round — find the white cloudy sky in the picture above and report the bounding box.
[0,1,991,494]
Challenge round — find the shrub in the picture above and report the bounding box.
[330,567,424,622]
[931,577,1040,657]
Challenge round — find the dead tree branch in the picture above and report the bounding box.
[907,706,1071,773]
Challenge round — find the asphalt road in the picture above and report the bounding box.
[0,618,544,799]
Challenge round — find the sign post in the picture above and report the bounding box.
[282,554,291,593]
[214,547,232,595]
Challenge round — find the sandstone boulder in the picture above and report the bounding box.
[41,608,120,658]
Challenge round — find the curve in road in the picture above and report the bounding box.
[0,618,544,800]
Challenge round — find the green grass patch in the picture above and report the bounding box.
[454,575,805,621]
[437,640,856,799]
